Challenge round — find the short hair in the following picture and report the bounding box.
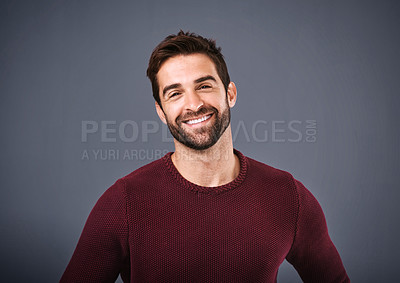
[146,30,231,107]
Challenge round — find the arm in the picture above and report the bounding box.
[60,179,129,283]
[286,179,350,283]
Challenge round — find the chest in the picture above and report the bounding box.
[126,190,297,282]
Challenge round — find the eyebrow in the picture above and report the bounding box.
[194,75,217,84]
[162,83,181,97]
[162,75,217,97]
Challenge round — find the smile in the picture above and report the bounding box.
[184,114,212,125]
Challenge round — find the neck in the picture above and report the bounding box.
[171,125,240,187]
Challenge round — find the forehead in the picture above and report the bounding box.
[157,53,220,87]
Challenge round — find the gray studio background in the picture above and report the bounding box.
[1,0,399,282]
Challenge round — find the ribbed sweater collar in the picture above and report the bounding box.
[162,148,248,194]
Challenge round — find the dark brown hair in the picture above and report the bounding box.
[146,30,231,107]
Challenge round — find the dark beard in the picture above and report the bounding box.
[165,102,231,150]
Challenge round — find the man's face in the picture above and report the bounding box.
[155,53,236,150]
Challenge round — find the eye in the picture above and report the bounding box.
[199,84,211,90]
[169,92,180,98]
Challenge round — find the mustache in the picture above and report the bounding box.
[177,106,218,122]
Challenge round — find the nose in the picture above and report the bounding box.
[184,90,204,112]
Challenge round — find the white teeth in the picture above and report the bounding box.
[186,115,211,125]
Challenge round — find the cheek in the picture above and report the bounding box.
[163,104,183,120]
[219,96,230,109]
[205,94,225,107]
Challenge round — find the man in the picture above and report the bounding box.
[61,31,350,282]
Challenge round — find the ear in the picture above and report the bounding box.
[155,101,167,124]
[227,82,237,108]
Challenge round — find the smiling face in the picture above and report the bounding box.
[155,53,237,150]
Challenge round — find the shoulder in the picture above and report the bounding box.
[85,154,172,227]
[243,154,314,204]
[245,155,296,187]
[117,153,171,194]
[122,156,166,181]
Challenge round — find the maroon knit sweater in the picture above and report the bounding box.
[61,150,349,282]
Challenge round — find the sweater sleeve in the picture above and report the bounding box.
[286,179,350,283]
[60,179,129,283]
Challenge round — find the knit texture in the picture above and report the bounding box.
[61,149,349,282]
